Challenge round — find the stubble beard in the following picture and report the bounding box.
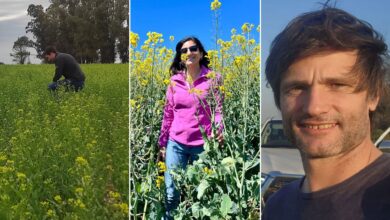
[283,113,370,159]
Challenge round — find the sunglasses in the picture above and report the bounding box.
[180,45,199,54]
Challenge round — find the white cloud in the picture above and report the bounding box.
[0,0,50,64]
[0,11,26,22]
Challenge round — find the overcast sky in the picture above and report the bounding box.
[0,0,50,64]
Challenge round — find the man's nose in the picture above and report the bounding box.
[302,86,330,116]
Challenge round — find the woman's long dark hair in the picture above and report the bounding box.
[169,36,210,75]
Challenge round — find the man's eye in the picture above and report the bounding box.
[329,83,353,91]
[330,83,345,88]
[286,86,304,95]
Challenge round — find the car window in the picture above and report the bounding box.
[262,121,294,148]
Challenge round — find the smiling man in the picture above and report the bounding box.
[263,6,390,220]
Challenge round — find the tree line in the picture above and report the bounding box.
[22,0,128,64]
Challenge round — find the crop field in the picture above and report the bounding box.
[129,2,261,218]
[0,64,128,219]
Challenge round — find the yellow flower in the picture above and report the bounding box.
[169,36,174,41]
[75,199,86,209]
[141,79,148,87]
[203,167,213,175]
[130,32,139,48]
[219,85,225,93]
[241,23,254,33]
[16,172,26,180]
[211,0,222,10]
[206,71,216,79]
[109,191,121,199]
[157,161,166,173]
[181,53,188,61]
[234,56,245,68]
[163,79,170,85]
[147,32,163,44]
[75,156,88,166]
[119,203,129,214]
[40,201,49,207]
[54,195,62,203]
[0,153,7,161]
[156,176,164,188]
[241,23,249,33]
[46,209,55,217]
[189,88,203,96]
[75,187,84,194]
[130,99,137,108]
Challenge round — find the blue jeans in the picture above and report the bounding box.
[48,79,84,92]
[164,139,204,219]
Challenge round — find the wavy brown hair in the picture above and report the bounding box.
[265,7,388,109]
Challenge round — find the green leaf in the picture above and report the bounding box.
[211,216,220,220]
[192,202,201,218]
[197,179,209,199]
[202,207,211,217]
[220,194,232,217]
[221,157,236,168]
[135,182,141,193]
[203,140,210,151]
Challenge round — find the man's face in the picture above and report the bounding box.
[45,52,56,62]
[279,51,379,159]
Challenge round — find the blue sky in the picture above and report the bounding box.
[130,0,260,51]
[262,0,390,122]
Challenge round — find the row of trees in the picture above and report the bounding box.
[23,0,128,63]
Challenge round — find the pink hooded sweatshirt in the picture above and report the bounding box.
[158,66,223,148]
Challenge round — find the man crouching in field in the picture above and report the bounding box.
[44,46,86,92]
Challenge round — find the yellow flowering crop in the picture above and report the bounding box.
[130,99,137,108]
[75,156,88,166]
[54,195,62,203]
[211,0,222,10]
[181,53,188,62]
[163,79,170,85]
[203,167,213,175]
[130,32,140,48]
[16,172,26,180]
[206,71,216,79]
[156,176,164,189]
[189,88,204,96]
[75,187,84,194]
[108,191,121,199]
[157,161,166,173]
[46,209,55,217]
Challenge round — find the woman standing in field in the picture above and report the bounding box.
[158,36,224,219]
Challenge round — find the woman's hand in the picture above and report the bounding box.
[211,133,224,146]
[216,133,224,146]
[158,147,166,162]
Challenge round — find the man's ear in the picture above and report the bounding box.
[368,95,380,112]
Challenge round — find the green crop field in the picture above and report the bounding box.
[0,64,128,219]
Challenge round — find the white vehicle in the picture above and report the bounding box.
[261,119,303,206]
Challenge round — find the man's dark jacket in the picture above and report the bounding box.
[53,52,85,82]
